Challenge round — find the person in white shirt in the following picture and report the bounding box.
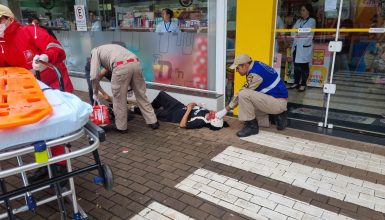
[89,11,101,31]
[289,3,316,92]
[155,8,181,33]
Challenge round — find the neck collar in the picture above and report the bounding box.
[247,61,255,74]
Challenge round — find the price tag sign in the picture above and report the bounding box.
[369,28,385,33]
[298,28,311,33]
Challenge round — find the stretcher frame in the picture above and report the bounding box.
[0,62,113,220]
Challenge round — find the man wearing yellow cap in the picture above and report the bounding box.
[222,54,288,137]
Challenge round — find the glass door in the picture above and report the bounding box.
[274,0,385,136]
[328,0,385,135]
[274,0,338,128]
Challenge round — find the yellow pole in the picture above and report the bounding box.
[233,1,277,114]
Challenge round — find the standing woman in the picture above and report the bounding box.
[155,8,181,33]
[289,3,316,92]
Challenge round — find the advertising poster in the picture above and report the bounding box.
[149,34,208,89]
[284,43,331,87]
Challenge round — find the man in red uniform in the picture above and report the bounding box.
[0,5,73,182]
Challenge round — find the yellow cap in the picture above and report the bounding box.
[229,54,252,69]
[0,5,14,18]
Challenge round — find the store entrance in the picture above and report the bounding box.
[275,0,385,136]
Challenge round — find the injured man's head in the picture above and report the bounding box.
[205,111,225,130]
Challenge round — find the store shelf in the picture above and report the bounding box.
[120,27,153,32]
[115,3,207,34]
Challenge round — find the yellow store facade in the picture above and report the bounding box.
[3,0,385,139]
[234,0,385,138]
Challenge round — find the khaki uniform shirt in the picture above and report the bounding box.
[90,44,137,94]
[89,44,137,81]
[228,61,263,109]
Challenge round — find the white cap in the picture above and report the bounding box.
[210,117,224,128]
[229,54,252,69]
[0,5,14,18]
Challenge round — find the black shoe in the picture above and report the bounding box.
[149,122,159,130]
[114,128,128,134]
[133,106,142,115]
[51,164,67,176]
[51,164,69,188]
[28,164,68,188]
[269,114,276,125]
[127,111,135,122]
[275,111,288,130]
[236,119,259,137]
[108,104,115,121]
[28,166,49,183]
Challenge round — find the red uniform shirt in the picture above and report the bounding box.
[0,21,73,92]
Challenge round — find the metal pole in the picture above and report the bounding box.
[323,0,344,127]
[16,157,34,212]
[46,139,65,220]
[37,60,64,91]
[0,178,14,220]
[64,147,80,215]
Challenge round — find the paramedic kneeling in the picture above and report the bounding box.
[90,44,159,133]
[224,54,288,137]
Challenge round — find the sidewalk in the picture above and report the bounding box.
[3,91,385,220]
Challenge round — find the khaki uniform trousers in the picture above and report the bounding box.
[111,62,157,130]
[238,89,287,127]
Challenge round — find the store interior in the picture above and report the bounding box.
[274,0,385,134]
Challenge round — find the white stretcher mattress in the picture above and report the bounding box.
[0,81,92,150]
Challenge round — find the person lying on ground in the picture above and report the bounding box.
[137,91,228,130]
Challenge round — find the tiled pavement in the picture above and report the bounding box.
[0,91,385,220]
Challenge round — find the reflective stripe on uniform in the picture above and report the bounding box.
[188,116,209,123]
[260,75,281,94]
[46,43,63,50]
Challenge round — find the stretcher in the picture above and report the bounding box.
[0,64,113,220]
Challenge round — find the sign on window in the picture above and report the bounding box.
[74,5,87,31]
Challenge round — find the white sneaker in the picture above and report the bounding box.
[298,86,306,92]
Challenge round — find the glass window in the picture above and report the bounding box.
[11,0,216,92]
[226,0,236,103]
[113,0,208,33]
[15,0,73,30]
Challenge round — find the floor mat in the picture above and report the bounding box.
[291,107,377,124]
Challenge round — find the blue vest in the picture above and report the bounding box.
[248,61,288,98]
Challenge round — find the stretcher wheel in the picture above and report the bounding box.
[102,164,113,190]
